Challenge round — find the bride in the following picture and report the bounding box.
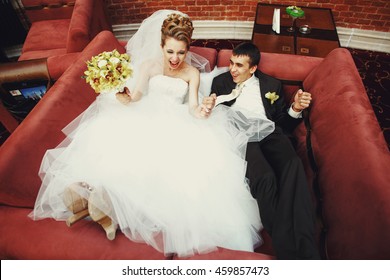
[29,10,275,257]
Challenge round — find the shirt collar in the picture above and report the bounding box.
[241,74,257,88]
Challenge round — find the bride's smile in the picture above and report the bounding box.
[162,37,187,71]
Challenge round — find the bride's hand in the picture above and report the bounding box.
[116,87,132,104]
[196,104,211,119]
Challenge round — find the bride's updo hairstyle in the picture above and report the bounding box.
[161,13,194,50]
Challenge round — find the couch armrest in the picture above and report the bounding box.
[0,31,125,208]
[66,0,112,53]
[0,59,52,132]
[66,0,94,53]
[303,47,390,259]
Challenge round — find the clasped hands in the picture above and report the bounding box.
[199,93,217,118]
[116,87,132,104]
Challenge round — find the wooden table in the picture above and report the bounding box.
[252,3,340,57]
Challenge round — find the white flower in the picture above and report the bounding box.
[98,59,108,68]
[109,57,120,64]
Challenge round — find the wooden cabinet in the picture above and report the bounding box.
[252,3,340,57]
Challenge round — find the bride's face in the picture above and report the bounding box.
[162,37,188,71]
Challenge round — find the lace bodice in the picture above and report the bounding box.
[148,74,189,104]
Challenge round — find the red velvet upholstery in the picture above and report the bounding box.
[18,0,112,80]
[0,206,167,260]
[22,0,74,22]
[303,48,390,259]
[217,49,323,84]
[1,31,389,259]
[0,31,122,209]
[190,46,217,70]
[0,31,273,260]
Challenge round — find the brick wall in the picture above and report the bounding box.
[105,0,390,32]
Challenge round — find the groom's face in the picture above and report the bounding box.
[229,54,257,84]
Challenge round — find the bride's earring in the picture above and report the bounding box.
[88,187,118,241]
[62,182,90,226]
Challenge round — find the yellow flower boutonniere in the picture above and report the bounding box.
[265,91,279,104]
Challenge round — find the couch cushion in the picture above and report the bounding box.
[21,19,70,53]
[0,31,126,208]
[303,47,390,259]
[173,247,274,260]
[0,206,168,259]
[189,46,217,71]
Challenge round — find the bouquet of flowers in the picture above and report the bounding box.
[83,49,133,94]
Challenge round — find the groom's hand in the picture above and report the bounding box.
[201,93,217,117]
[292,89,312,112]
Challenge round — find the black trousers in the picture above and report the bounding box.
[246,127,320,259]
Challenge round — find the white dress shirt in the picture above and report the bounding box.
[231,74,302,119]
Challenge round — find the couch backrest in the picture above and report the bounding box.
[21,0,75,22]
[0,31,125,208]
[217,49,323,100]
[303,48,390,259]
[217,49,323,82]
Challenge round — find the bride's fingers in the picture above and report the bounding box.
[201,103,210,113]
[123,87,131,96]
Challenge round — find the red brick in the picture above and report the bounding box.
[105,0,390,32]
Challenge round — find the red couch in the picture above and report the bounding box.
[1,30,389,260]
[19,0,112,80]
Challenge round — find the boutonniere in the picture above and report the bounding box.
[265,92,279,104]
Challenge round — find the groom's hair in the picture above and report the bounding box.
[232,42,261,67]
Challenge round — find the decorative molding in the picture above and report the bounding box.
[113,21,390,53]
[336,27,390,53]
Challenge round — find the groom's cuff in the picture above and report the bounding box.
[288,105,303,118]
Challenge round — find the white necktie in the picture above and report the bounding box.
[215,83,245,106]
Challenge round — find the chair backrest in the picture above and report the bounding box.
[21,0,75,23]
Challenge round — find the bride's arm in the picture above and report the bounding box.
[188,68,209,119]
[116,60,155,104]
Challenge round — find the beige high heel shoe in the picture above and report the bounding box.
[62,182,91,227]
[88,187,118,241]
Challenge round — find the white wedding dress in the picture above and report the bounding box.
[30,9,275,257]
[30,73,275,256]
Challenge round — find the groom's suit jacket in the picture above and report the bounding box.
[210,70,302,134]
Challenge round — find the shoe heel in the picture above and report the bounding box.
[63,182,90,227]
[88,188,117,240]
[66,208,89,227]
[96,216,117,241]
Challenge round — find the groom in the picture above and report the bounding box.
[201,42,320,260]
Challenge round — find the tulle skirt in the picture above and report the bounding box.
[29,91,274,257]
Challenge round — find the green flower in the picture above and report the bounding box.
[265,91,279,104]
[83,49,133,94]
[286,6,305,18]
